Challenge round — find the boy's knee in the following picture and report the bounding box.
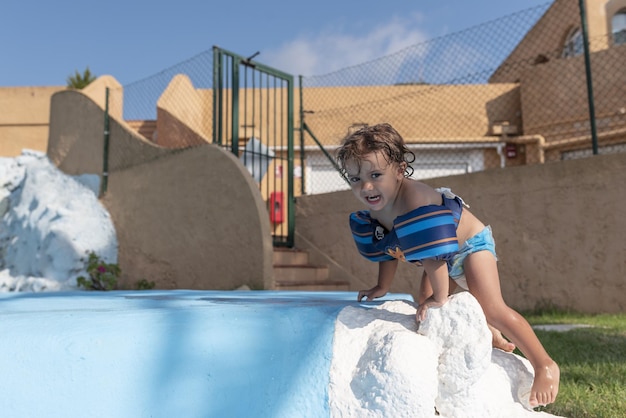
[484,305,519,327]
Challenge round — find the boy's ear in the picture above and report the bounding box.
[397,162,407,177]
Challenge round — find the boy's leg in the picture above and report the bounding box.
[419,270,516,352]
[488,323,516,352]
[463,250,559,407]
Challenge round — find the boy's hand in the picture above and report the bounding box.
[357,285,388,301]
[416,296,449,322]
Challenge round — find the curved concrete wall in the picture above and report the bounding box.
[101,146,274,290]
[295,152,626,314]
[47,89,274,290]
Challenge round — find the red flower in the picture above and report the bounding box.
[97,265,107,273]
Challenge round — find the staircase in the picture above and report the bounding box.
[126,120,157,142]
[273,248,350,291]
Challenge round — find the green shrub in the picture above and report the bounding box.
[77,252,120,291]
[135,279,156,290]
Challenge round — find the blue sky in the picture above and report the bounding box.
[2,0,551,87]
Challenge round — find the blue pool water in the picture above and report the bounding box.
[0,290,412,418]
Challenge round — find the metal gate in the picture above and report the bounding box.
[212,47,295,247]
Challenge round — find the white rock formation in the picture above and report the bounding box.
[0,150,118,291]
[330,292,562,418]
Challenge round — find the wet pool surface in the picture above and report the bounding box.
[0,290,412,418]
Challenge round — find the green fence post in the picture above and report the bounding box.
[100,87,110,197]
[212,46,221,145]
[578,0,599,155]
[287,74,295,247]
[298,75,305,195]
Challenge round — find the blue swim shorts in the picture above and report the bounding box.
[447,225,497,290]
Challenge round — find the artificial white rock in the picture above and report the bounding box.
[330,292,561,418]
[330,300,438,418]
[0,150,118,291]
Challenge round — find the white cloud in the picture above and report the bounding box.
[263,14,428,77]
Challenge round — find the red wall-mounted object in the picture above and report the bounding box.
[506,143,517,159]
[269,192,284,224]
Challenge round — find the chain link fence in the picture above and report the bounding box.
[105,51,215,172]
[104,1,626,197]
[299,1,626,194]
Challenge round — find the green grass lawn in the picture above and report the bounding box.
[520,311,626,418]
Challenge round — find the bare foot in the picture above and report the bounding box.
[488,324,516,352]
[529,360,560,407]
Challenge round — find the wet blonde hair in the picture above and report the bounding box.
[336,123,415,178]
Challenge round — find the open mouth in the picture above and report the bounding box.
[365,195,381,204]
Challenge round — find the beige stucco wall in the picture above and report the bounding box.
[156,82,520,148]
[0,86,65,156]
[490,0,615,83]
[0,77,123,158]
[156,74,212,148]
[301,84,521,145]
[520,44,626,138]
[492,0,626,82]
[47,88,274,291]
[295,152,626,314]
[81,75,124,120]
[100,146,274,290]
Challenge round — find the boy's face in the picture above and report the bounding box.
[344,151,405,212]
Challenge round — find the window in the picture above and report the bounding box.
[612,10,626,45]
[562,27,584,57]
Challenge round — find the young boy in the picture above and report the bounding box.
[337,123,559,407]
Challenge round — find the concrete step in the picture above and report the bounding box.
[273,248,309,266]
[274,264,329,283]
[274,280,351,291]
[126,119,157,142]
[273,248,351,292]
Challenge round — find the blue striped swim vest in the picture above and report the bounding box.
[349,193,464,264]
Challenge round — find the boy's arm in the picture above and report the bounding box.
[422,259,449,302]
[417,270,431,304]
[416,258,450,321]
[357,259,398,301]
